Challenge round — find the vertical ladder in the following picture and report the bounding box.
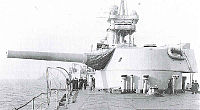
[182,51,194,85]
[182,51,193,72]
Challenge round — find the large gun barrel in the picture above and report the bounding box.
[7,50,87,63]
[7,49,115,70]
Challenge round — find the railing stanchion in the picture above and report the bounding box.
[65,82,68,108]
[56,90,58,109]
[40,94,42,110]
[32,97,34,110]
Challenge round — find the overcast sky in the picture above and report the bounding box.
[0,0,199,80]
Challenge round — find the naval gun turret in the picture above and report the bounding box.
[7,0,198,94]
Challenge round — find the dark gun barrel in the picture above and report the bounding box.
[7,50,87,63]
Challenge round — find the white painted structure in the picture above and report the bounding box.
[95,46,197,92]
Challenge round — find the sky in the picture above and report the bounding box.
[0,0,199,80]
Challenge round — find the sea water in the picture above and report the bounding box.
[0,79,47,110]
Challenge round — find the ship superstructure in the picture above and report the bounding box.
[106,0,138,46]
[7,0,197,94]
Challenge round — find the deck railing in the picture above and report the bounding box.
[13,66,73,110]
[13,92,49,110]
[13,88,73,110]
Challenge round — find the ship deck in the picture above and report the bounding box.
[56,88,200,110]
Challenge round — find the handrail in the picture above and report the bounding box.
[14,92,49,110]
[13,89,68,110]
[14,66,72,110]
